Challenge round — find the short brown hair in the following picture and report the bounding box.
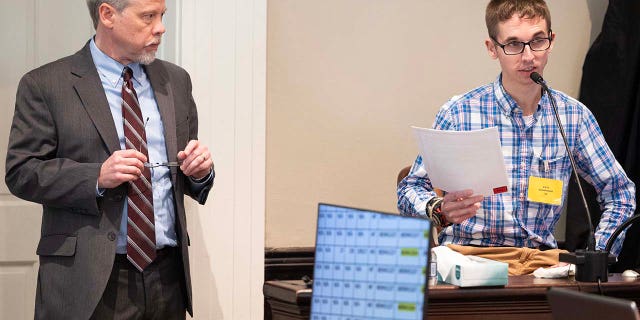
[485,0,551,38]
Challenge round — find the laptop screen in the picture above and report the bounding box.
[311,203,432,320]
[547,287,640,320]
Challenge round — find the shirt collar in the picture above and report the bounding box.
[493,73,547,117]
[89,37,146,88]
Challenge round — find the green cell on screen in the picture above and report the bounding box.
[398,303,417,312]
[401,248,419,256]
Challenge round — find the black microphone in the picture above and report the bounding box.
[529,72,545,86]
[529,72,614,282]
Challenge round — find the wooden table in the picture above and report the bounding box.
[263,274,640,320]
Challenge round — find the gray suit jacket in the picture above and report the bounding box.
[5,41,212,319]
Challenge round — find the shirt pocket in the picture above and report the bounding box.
[530,153,571,181]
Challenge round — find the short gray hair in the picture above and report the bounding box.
[86,0,130,29]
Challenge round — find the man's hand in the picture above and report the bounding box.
[441,189,483,224]
[98,149,147,188]
[178,140,213,180]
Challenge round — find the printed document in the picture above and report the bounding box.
[411,126,509,196]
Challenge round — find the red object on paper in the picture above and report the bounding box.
[493,186,508,194]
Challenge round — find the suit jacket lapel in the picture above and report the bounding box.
[145,62,179,178]
[71,42,121,155]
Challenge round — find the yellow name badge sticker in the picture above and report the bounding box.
[527,176,563,206]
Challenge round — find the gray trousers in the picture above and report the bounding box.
[91,247,187,320]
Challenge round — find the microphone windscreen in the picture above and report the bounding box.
[530,72,544,84]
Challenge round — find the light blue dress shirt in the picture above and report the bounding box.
[90,38,178,253]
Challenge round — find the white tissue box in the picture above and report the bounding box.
[441,255,508,287]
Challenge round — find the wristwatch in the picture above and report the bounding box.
[426,197,450,228]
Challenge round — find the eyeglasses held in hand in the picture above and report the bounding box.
[144,161,182,168]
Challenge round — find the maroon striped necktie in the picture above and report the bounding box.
[122,67,156,271]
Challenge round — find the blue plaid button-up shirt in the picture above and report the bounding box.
[398,75,635,255]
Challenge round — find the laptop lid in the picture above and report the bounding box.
[547,287,640,320]
[310,203,432,320]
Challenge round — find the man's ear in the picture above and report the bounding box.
[98,3,117,29]
[548,31,556,53]
[485,38,498,60]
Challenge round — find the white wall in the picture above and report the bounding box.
[266,0,608,248]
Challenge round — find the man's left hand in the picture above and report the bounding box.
[178,140,213,180]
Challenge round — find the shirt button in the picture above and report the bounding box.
[108,232,116,241]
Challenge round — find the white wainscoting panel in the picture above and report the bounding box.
[178,0,266,319]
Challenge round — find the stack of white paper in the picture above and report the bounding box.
[411,126,509,196]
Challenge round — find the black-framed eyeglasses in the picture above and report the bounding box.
[491,30,552,55]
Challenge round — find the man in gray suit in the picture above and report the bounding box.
[5,0,213,319]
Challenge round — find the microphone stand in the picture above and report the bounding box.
[605,214,640,253]
[530,72,615,282]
